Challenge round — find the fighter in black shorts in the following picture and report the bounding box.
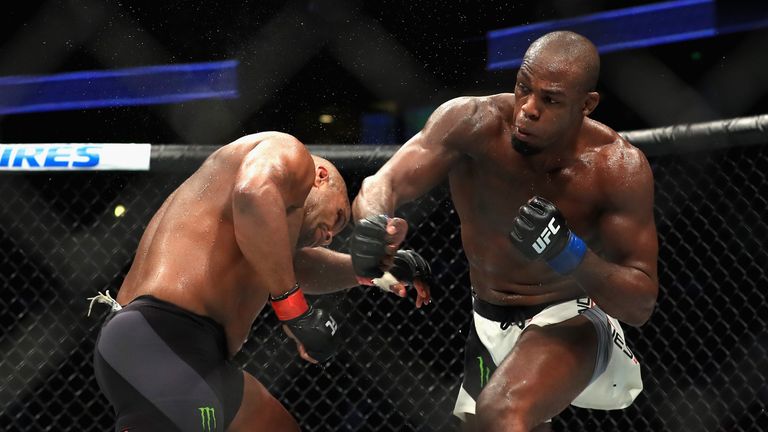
[91,132,432,431]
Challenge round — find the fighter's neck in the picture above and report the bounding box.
[522,132,582,174]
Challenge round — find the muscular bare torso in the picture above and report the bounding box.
[450,94,631,306]
[116,133,306,356]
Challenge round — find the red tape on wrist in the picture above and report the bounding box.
[271,284,309,321]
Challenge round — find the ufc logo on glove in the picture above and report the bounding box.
[532,217,561,254]
[325,317,338,336]
[510,197,586,275]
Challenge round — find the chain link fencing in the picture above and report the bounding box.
[1,128,767,431]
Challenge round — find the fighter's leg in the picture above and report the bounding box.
[474,314,598,432]
[227,371,300,432]
[463,414,552,432]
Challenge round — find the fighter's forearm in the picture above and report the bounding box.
[294,248,359,294]
[352,175,397,220]
[572,251,658,327]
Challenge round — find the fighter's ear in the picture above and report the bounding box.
[583,91,599,116]
[314,165,329,186]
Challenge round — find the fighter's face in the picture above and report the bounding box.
[298,184,350,248]
[512,57,587,153]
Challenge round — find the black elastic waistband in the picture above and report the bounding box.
[127,295,225,338]
[472,296,555,323]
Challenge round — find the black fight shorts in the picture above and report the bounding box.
[94,295,244,432]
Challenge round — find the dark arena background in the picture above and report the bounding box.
[2,1,768,431]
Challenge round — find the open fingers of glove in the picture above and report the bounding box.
[530,196,556,213]
[413,279,431,308]
[282,325,319,364]
[296,342,318,364]
[390,282,407,298]
[520,204,544,221]
[385,217,408,250]
[513,214,535,235]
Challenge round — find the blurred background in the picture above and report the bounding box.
[1,0,767,145]
[1,1,768,431]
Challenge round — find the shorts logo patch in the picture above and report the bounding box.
[198,406,216,431]
[576,297,594,313]
[609,323,637,362]
[477,356,491,388]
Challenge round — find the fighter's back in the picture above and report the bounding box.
[116,132,299,351]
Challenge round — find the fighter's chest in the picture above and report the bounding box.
[451,155,602,236]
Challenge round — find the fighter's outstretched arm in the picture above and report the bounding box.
[293,247,358,293]
[352,97,483,219]
[294,247,433,308]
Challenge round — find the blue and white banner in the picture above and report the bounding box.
[0,143,151,171]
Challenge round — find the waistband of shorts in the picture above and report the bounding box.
[125,295,227,341]
[472,295,561,323]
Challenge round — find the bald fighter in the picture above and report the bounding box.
[91,132,432,431]
[350,31,658,431]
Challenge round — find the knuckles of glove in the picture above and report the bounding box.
[509,196,570,261]
[389,249,433,286]
[350,215,389,278]
[284,307,339,362]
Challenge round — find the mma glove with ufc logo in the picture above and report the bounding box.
[509,196,587,275]
[271,284,339,362]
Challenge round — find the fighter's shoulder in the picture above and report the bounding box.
[429,94,507,133]
[589,122,653,196]
[222,132,312,177]
[230,132,311,162]
[230,131,305,149]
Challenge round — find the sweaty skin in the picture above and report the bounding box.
[354,31,658,430]
[116,132,351,358]
[354,92,658,324]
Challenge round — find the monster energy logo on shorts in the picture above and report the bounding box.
[477,356,491,387]
[198,406,216,431]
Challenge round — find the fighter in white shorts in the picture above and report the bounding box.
[350,31,658,431]
[454,294,642,422]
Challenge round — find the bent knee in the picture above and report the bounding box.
[476,387,532,431]
[228,373,299,432]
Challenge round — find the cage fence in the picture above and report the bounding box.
[1,116,767,431]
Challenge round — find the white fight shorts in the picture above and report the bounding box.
[453,296,643,421]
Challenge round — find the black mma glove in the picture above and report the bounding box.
[350,214,389,278]
[509,196,587,274]
[271,284,339,362]
[389,249,433,287]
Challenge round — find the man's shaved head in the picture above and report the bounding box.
[523,31,600,92]
[311,155,347,196]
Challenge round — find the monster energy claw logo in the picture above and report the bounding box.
[199,406,216,431]
[477,356,491,388]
